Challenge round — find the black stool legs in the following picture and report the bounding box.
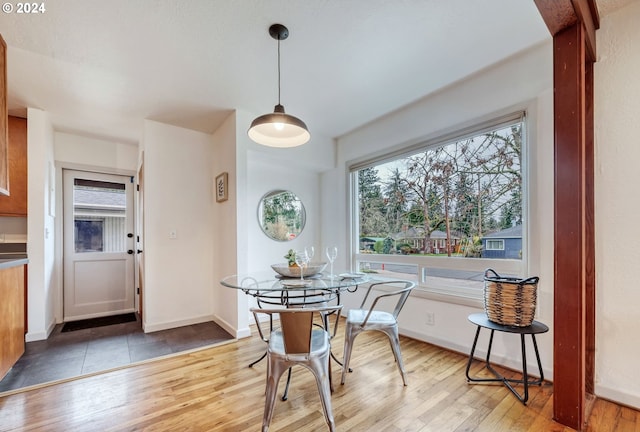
[465,326,545,405]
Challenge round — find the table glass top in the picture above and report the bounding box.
[220,270,370,291]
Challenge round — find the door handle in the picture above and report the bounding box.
[127,250,134,255]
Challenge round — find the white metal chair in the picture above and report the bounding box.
[340,280,415,386]
[252,289,340,399]
[252,305,343,432]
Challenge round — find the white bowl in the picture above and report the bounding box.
[271,262,327,278]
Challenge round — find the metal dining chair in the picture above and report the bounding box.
[252,305,343,432]
[252,288,340,400]
[340,280,415,386]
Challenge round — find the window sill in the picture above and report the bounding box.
[366,274,484,308]
[412,285,483,309]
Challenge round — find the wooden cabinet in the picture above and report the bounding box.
[0,34,8,196]
[0,116,27,216]
[0,263,26,380]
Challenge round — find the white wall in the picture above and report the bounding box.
[141,120,215,332]
[593,0,640,408]
[327,41,556,381]
[55,132,138,173]
[211,111,246,337]
[240,116,334,274]
[212,109,335,337]
[246,151,321,271]
[25,108,56,341]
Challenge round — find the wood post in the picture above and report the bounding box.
[534,1,598,429]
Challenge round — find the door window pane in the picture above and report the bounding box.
[73,179,126,253]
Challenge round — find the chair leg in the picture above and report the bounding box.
[385,326,408,386]
[249,351,267,368]
[313,353,336,431]
[341,325,357,385]
[328,351,333,393]
[281,367,292,401]
[262,358,287,432]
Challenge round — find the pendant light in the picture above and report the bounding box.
[248,24,310,148]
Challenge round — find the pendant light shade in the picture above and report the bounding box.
[248,104,310,148]
[248,24,310,148]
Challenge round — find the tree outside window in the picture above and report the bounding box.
[356,122,523,260]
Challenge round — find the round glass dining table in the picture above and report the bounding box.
[220,270,370,307]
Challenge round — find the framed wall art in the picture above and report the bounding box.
[215,172,228,202]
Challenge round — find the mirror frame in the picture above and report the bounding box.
[257,189,306,242]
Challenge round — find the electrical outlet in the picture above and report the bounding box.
[425,312,435,326]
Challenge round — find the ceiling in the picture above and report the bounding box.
[0,0,631,145]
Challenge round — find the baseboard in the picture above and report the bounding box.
[212,314,251,339]
[25,330,48,342]
[401,328,470,358]
[25,317,58,342]
[143,314,216,333]
[400,327,554,382]
[595,383,640,410]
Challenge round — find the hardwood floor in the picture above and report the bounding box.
[0,318,233,392]
[0,319,638,431]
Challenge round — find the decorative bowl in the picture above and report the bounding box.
[271,262,327,278]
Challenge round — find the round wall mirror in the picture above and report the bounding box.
[257,190,306,241]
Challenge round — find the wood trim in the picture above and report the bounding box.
[534,0,599,60]
[535,0,599,429]
[585,55,596,399]
[534,0,578,35]
[0,34,8,196]
[572,0,600,60]
[553,24,587,429]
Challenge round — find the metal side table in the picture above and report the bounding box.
[465,312,548,405]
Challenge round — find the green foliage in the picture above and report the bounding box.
[356,122,523,253]
[463,236,483,258]
[383,237,394,254]
[261,191,304,239]
[284,249,296,266]
[358,168,387,236]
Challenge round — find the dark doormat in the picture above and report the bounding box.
[61,313,137,332]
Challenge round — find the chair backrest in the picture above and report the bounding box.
[358,281,415,319]
[279,310,314,354]
[251,305,343,354]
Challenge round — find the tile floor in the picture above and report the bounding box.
[0,315,234,393]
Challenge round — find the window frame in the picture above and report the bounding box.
[348,111,529,307]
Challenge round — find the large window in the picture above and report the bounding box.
[351,113,527,304]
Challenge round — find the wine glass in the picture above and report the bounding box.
[305,246,315,263]
[325,246,337,279]
[294,250,309,281]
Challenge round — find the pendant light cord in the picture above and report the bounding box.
[277,37,281,106]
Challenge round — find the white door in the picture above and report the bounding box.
[63,169,135,321]
[135,161,145,320]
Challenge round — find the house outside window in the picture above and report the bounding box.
[73,180,127,253]
[350,112,527,304]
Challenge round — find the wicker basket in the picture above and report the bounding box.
[483,269,539,327]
